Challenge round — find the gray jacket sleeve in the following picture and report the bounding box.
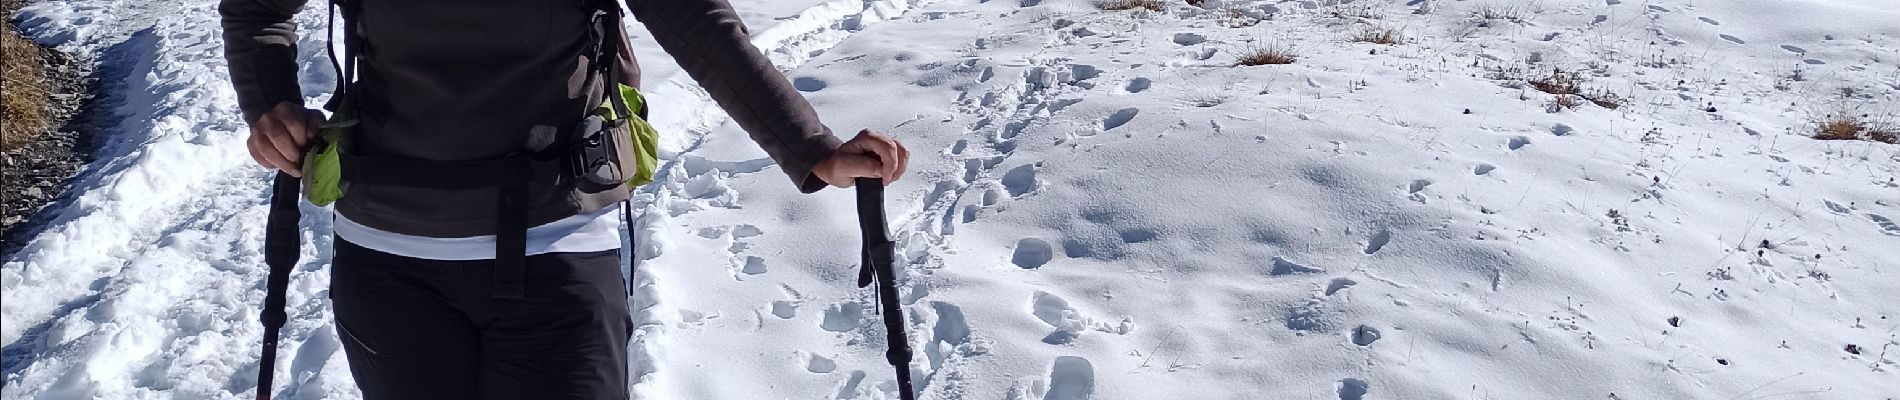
[625,0,844,193]
[219,0,308,124]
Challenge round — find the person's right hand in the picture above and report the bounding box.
[247,102,325,177]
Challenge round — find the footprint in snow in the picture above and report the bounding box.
[1125,77,1151,93]
[1698,16,1720,25]
[1068,64,1101,83]
[1508,136,1531,150]
[740,256,767,275]
[1103,107,1139,130]
[1363,229,1391,255]
[771,300,797,319]
[820,301,866,332]
[1338,378,1370,400]
[1002,163,1038,197]
[1551,123,1574,136]
[835,370,868,399]
[1013,238,1055,269]
[792,76,827,92]
[1350,325,1381,346]
[1172,32,1206,46]
[1032,291,1084,334]
[1720,34,1746,44]
[1473,163,1496,175]
[1045,356,1095,400]
[1269,256,1324,276]
[806,353,837,373]
[1325,277,1358,296]
[1781,44,1807,54]
[1870,214,1900,236]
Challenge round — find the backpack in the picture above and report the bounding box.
[299,0,659,207]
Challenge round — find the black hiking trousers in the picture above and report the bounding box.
[330,239,632,400]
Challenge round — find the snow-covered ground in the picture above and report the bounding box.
[5,0,1898,399]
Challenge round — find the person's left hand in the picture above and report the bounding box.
[813,129,909,188]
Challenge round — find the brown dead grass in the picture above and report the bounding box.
[1813,114,1899,144]
[1236,44,1297,66]
[1528,68,1582,96]
[3,0,52,152]
[1350,26,1403,45]
[1549,94,1582,111]
[1098,0,1165,12]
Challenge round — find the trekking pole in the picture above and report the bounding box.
[255,172,302,400]
[854,177,916,400]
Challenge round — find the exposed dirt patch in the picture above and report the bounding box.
[2,7,96,256]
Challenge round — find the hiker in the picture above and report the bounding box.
[219,0,910,398]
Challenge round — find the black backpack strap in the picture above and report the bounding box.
[587,7,634,122]
[323,0,363,115]
[338,152,542,299]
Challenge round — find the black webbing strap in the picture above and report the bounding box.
[854,178,916,400]
[588,8,634,123]
[323,0,361,114]
[255,173,302,400]
[494,182,529,299]
[337,153,536,299]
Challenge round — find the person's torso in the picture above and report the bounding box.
[351,0,637,161]
[334,0,641,238]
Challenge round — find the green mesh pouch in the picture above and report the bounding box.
[615,84,659,188]
[300,120,350,207]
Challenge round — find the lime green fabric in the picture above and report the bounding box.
[301,124,346,206]
[616,84,659,188]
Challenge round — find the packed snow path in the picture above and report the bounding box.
[6,0,1899,399]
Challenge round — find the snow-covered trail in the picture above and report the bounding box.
[6,0,1900,399]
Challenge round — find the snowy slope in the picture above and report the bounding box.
[5,0,1899,399]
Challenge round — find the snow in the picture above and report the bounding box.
[5,0,1898,399]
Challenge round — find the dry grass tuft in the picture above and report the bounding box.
[3,0,53,152]
[1528,68,1582,95]
[1474,4,1529,23]
[1813,114,1898,144]
[1350,26,1403,45]
[1813,113,1899,144]
[1548,94,1582,111]
[1331,4,1384,20]
[1098,0,1165,12]
[1814,116,1865,141]
[1583,87,1624,110]
[1235,44,1297,66]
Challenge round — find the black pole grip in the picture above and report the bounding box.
[855,177,890,248]
[854,177,915,400]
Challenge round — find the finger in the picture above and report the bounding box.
[279,108,310,148]
[839,154,884,180]
[254,132,302,177]
[261,116,304,168]
[891,139,910,184]
[247,134,270,168]
[880,136,902,184]
[863,134,899,183]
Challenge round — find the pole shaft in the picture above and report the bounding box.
[855,178,915,400]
